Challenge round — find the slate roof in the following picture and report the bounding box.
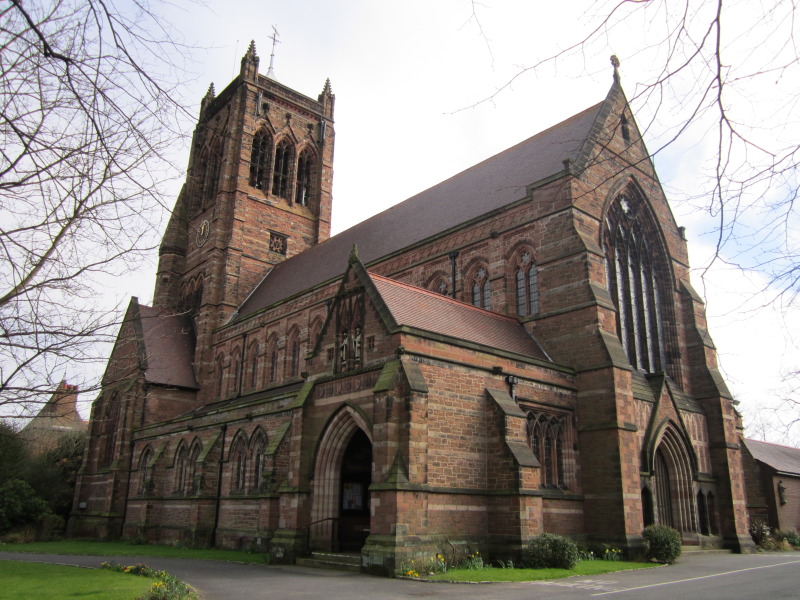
[137,305,198,389]
[369,273,550,362]
[237,99,606,318]
[744,439,800,477]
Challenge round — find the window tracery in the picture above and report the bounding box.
[470,266,491,310]
[336,291,365,372]
[603,190,673,374]
[514,251,540,317]
[526,410,575,489]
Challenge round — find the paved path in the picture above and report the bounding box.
[2,550,799,599]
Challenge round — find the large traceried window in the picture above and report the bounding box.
[603,190,674,375]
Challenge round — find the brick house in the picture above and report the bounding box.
[68,43,755,572]
[742,438,800,532]
[20,381,87,456]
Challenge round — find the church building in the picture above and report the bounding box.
[69,43,755,572]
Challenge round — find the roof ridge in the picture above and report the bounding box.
[368,271,522,324]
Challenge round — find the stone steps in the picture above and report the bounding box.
[296,552,362,573]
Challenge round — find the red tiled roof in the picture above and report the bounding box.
[237,100,605,317]
[745,438,800,476]
[369,273,549,361]
[138,305,198,389]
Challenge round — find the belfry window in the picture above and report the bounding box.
[295,148,314,206]
[272,139,292,199]
[249,130,271,190]
[603,191,671,374]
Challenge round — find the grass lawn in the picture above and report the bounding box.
[0,540,268,564]
[0,560,153,600]
[428,560,660,582]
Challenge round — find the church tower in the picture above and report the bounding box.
[153,41,335,390]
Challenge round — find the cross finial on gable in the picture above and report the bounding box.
[610,55,621,84]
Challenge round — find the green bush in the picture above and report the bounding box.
[522,533,580,569]
[775,529,800,548]
[643,524,682,563]
[0,480,50,534]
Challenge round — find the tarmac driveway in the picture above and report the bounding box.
[2,550,799,599]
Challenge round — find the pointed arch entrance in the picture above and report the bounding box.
[310,406,373,552]
[646,423,698,537]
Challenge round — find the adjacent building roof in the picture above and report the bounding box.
[137,305,198,389]
[237,98,607,318]
[744,438,800,477]
[369,273,550,362]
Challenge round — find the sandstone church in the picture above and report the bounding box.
[69,43,755,572]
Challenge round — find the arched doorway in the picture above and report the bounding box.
[650,425,698,536]
[338,430,372,551]
[310,406,373,553]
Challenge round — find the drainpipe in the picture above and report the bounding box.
[237,333,247,397]
[211,423,228,547]
[449,250,459,299]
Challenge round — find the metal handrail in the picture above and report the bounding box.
[297,516,339,553]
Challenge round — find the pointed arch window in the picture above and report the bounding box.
[295,148,314,206]
[138,446,153,495]
[200,141,222,209]
[526,411,575,489]
[514,251,540,316]
[100,393,121,467]
[266,338,279,383]
[249,130,271,190]
[470,267,491,310]
[230,435,248,493]
[272,139,293,199]
[603,191,672,374]
[288,332,300,378]
[251,432,267,492]
[174,444,189,495]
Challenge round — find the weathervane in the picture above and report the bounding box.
[266,26,280,79]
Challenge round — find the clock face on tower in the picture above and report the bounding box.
[195,219,210,247]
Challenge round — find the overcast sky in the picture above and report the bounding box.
[96,0,799,444]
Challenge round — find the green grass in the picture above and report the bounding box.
[0,539,268,564]
[0,560,153,600]
[428,560,660,582]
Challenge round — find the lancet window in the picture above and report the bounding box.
[526,411,575,489]
[514,251,540,316]
[272,138,293,199]
[470,266,491,310]
[295,148,315,206]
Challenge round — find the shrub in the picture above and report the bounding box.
[749,519,773,547]
[643,524,682,564]
[0,479,50,534]
[522,533,580,569]
[775,529,800,548]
